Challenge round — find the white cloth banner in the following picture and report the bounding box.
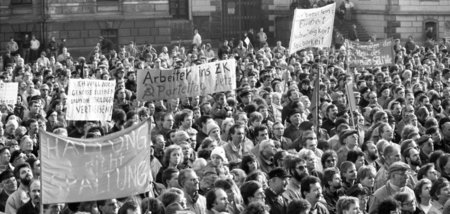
[288,3,336,54]
[0,82,18,106]
[66,79,116,121]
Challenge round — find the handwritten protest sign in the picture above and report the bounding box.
[346,39,394,67]
[40,121,152,203]
[288,3,335,54]
[66,79,116,121]
[0,82,18,105]
[137,59,236,101]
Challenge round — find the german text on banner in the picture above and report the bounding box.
[288,3,335,54]
[0,82,18,106]
[66,79,116,121]
[346,39,394,67]
[40,121,152,204]
[137,59,236,101]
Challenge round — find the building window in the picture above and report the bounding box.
[101,29,118,51]
[169,0,189,19]
[10,0,32,5]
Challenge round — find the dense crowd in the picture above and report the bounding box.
[3,24,450,214]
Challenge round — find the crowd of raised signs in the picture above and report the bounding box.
[3,25,450,214]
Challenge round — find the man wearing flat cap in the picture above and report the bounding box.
[0,170,17,212]
[369,161,414,214]
[265,168,289,214]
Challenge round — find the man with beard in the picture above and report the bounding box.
[0,170,17,212]
[283,156,308,203]
[322,104,338,135]
[322,168,344,214]
[301,176,328,214]
[5,163,33,214]
[265,168,289,214]
[419,132,435,164]
[361,141,380,170]
[16,179,39,214]
[179,169,206,214]
[403,147,421,188]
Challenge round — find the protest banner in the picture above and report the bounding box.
[288,3,335,54]
[137,59,236,101]
[0,82,18,105]
[346,39,394,67]
[66,79,116,121]
[40,121,152,204]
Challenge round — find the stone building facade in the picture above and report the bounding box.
[0,0,190,55]
[353,0,450,42]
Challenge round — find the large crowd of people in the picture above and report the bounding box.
[2,20,450,214]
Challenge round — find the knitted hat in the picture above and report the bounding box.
[206,121,220,135]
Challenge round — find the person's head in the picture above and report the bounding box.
[267,168,290,194]
[206,188,229,212]
[361,140,378,161]
[29,179,40,206]
[0,147,11,165]
[301,176,322,205]
[388,162,410,187]
[178,169,200,194]
[340,161,357,183]
[14,162,33,186]
[430,177,450,202]
[254,125,269,143]
[417,163,438,182]
[377,198,400,214]
[97,199,119,214]
[245,171,268,190]
[336,196,360,214]
[259,139,277,158]
[286,199,311,214]
[240,180,265,205]
[162,112,175,129]
[299,149,317,172]
[0,170,17,194]
[118,200,140,214]
[230,124,246,143]
[393,192,416,213]
[162,168,180,188]
[241,154,258,174]
[323,168,342,190]
[383,145,401,166]
[285,155,309,182]
[163,145,183,167]
[439,154,450,176]
[357,165,376,188]
[321,150,338,169]
[414,178,432,203]
[346,150,365,170]
[403,147,421,167]
[159,189,186,208]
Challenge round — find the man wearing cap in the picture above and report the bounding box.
[265,168,289,214]
[368,161,414,214]
[0,170,17,212]
[237,89,252,112]
[374,144,401,190]
[336,129,359,167]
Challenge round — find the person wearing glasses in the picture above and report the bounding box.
[283,155,308,203]
[369,162,414,214]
